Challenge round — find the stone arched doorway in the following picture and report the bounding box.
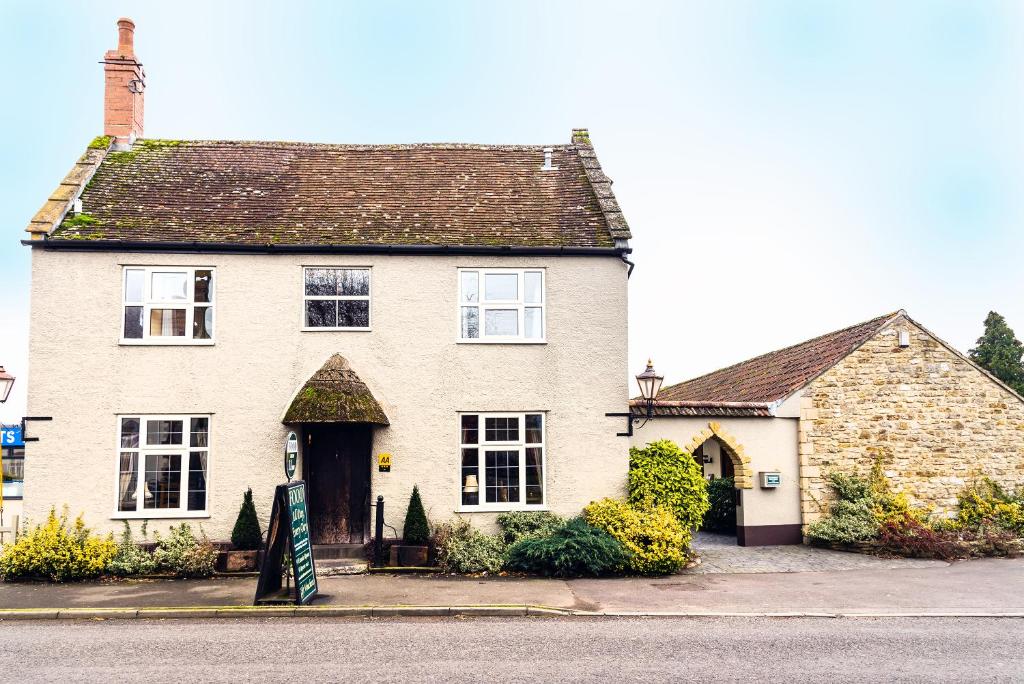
[685,422,753,543]
[683,421,753,490]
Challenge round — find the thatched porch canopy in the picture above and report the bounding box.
[283,354,389,425]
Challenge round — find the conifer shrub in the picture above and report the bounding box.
[584,498,689,575]
[628,440,709,531]
[403,485,430,545]
[0,508,116,582]
[496,511,564,545]
[107,521,156,576]
[230,488,263,551]
[504,517,628,577]
[153,523,218,578]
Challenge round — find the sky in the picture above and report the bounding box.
[1,0,1022,423]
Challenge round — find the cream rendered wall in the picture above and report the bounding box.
[630,417,801,528]
[25,249,629,539]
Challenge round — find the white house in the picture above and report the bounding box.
[21,20,633,545]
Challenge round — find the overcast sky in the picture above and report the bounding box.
[1,1,1022,423]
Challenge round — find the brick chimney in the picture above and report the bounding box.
[103,17,145,146]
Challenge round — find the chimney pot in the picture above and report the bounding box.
[117,17,135,56]
[104,18,145,145]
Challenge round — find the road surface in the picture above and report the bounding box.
[2,616,1021,682]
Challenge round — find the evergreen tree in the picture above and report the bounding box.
[402,485,430,545]
[969,311,1024,396]
[230,488,263,550]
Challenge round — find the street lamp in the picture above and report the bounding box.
[0,367,13,404]
[606,359,665,437]
[635,359,665,421]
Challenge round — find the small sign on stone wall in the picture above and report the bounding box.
[378,452,392,472]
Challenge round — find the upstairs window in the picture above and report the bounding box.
[122,267,215,344]
[303,267,371,330]
[458,269,545,342]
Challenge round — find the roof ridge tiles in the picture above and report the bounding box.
[135,138,576,152]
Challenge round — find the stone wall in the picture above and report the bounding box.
[799,315,1024,524]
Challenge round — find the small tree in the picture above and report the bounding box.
[403,485,430,545]
[970,311,1024,396]
[230,488,263,550]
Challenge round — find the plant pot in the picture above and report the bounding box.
[224,549,259,572]
[389,545,429,567]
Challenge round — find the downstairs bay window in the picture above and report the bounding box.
[115,415,210,518]
[459,412,545,510]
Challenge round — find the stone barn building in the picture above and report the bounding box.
[632,310,1024,545]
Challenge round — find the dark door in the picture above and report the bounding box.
[304,424,372,544]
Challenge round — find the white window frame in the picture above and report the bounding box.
[120,266,216,345]
[111,414,211,520]
[300,266,372,332]
[457,411,547,512]
[457,268,546,344]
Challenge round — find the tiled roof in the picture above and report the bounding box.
[630,400,773,418]
[34,130,631,249]
[657,312,901,405]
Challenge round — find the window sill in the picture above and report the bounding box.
[111,511,211,520]
[456,505,549,514]
[119,340,216,346]
[300,327,372,332]
[456,339,547,345]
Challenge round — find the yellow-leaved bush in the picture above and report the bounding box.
[628,440,709,532]
[0,508,117,582]
[584,497,689,575]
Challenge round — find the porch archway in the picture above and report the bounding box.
[683,421,753,489]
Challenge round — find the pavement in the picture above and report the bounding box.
[1,555,1022,616]
[4,616,1023,683]
[688,532,946,573]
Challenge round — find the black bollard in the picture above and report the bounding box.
[374,495,385,567]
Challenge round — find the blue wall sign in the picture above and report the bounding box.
[0,426,23,448]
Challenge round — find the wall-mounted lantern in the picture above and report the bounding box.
[606,359,664,437]
[0,367,14,404]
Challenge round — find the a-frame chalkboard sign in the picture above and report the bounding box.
[254,481,319,606]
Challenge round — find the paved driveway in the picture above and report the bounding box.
[687,532,946,574]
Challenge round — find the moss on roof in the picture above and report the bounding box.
[48,136,625,248]
[283,354,389,425]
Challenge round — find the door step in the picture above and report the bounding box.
[312,543,366,560]
[316,558,369,576]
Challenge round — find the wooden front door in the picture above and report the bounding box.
[304,424,372,544]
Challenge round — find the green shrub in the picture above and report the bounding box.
[107,521,156,576]
[807,499,880,544]
[584,498,689,575]
[629,440,709,531]
[505,517,628,577]
[434,519,505,574]
[496,511,563,546]
[402,485,430,545]
[702,477,737,533]
[153,523,218,578]
[806,463,926,546]
[957,479,1024,534]
[230,488,263,551]
[0,508,116,582]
